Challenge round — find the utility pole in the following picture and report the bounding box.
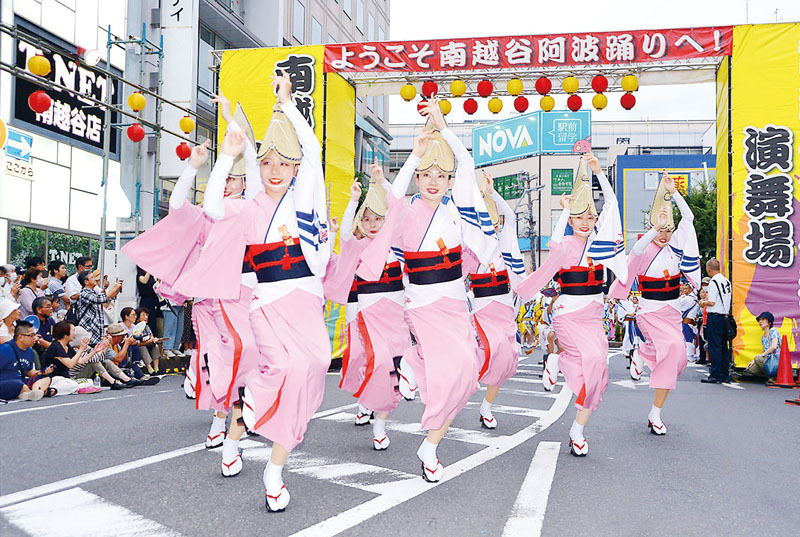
[513,170,544,272]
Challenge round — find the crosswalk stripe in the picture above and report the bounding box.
[501,442,561,537]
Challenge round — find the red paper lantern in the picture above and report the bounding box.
[421,81,438,98]
[591,75,609,93]
[27,90,51,114]
[534,77,552,95]
[176,142,192,160]
[127,123,145,143]
[513,95,529,113]
[463,98,478,114]
[416,99,429,115]
[567,94,582,112]
[477,80,493,97]
[621,92,636,110]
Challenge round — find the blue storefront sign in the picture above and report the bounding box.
[5,128,33,162]
[473,110,592,167]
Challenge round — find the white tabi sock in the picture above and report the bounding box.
[648,405,662,425]
[480,398,493,418]
[209,415,226,436]
[357,403,370,415]
[416,439,438,467]
[373,417,387,439]
[569,420,585,442]
[264,461,284,491]
[221,437,239,461]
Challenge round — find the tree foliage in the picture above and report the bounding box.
[674,177,718,264]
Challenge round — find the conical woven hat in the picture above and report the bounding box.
[256,104,302,163]
[353,179,389,234]
[229,103,256,177]
[649,174,675,231]
[570,157,597,217]
[416,118,455,175]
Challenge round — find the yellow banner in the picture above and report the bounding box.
[728,23,800,366]
[715,55,730,278]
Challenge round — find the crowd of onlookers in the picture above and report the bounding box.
[0,256,198,403]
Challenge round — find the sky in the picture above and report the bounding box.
[386,0,800,125]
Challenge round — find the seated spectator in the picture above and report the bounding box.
[134,307,163,374]
[1,299,20,344]
[68,324,141,390]
[0,265,18,301]
[64,256,93,303]
[32,296,56,357]
[735,311,782,381]
[75,270,122,346]
[136,267,163,335]
[47,260,69,319]
[18,268,46,318]
[42,321,103,394]
[0,321,53,401]
[108,320,160,385]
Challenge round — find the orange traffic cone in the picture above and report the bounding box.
[768,335,796,388]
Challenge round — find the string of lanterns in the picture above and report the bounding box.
[400,74,639,115]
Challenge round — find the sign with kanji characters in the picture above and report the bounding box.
[540,111,591,153]
[12,30,120,155]
[323,26,732,73]
[551,169,573,195]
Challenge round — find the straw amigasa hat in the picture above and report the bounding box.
[228,103,256,178]
[353,178,389,235]
[415,117,455,175]
[569,157,597,217]
[256,104,303,163]
[649,174,676,231]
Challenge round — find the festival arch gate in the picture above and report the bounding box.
[213,23,798,366]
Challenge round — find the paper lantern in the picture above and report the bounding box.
[416,99,429,115]
[591,75,609,93]
[463,98,478,114]
[534,77,552,95]
[27,55,51,77]
[621,74,639,92]
[179,115,195,134]
[539,95,555,112]
[567,94,582,112]
[592,93,608,111]
[450,79,466,97]
[439,99,452,115]
[562,76,579,94]
[176,142,192,160]
[507,78,524,96]
[513,95,529,113]
[128,91,146,112]
[421,81,438,98]
[477,79,493,97]
[127,123,145,142]
[27,90,51,114]
[400,84,416,101]
[488,97,503,114]
[621,92,636,110]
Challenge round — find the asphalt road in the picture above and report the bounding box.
[1,349,797,537]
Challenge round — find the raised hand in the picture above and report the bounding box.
[329,217,340,234]
[656,206,670,229]
[420,99,446,130]
[210,92,233,123]
[370,157,385,183]
[221,130,246,158]
[560,193,574,209]
[189,139,210,170]
[412,128,434,158]
[481,170,494,193]
[662,170,677,194]
[584,151,602,174]
[350,179,362,201]
[271,70,293,105]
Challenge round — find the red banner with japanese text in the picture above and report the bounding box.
[323,26,732,73]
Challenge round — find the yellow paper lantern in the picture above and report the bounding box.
[27,55,51,77]
[507,78,524,96]
[621,74,639,92]
[400,84,417,102]
[128,91,146,112]
[540,95,555,112]
[179,115,195,134]
[450,79,466,97]
[439,99,452,115]
[488,97,503,114]
[592,93,608,111]
[562,76,579,94]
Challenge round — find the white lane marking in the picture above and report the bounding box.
[501,441,561,537]
[0,389,175,417]
[721,382,745,390]
[465,401,548,419]
[612,380,638,390]
[478,386,558,399]
[0,403,356,509]
[312,402,359,419]
[288,384,573,537]
[293,462,416,488]
[1,487,183,537]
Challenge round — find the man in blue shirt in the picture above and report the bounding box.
[0,321,53,401]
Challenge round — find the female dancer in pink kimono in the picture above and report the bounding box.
[366,101,496,481]
[609,172,700,435]
[514,153,627,457]
[465,171,526,429]
[184,72,331,512]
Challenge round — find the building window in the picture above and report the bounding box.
[378,25,385,41]
[328,33,337,43]
[293,0,305,43]
[368,12,375,41]
[644,171,660,190]
[311,17,322,44]
[367,95,374,111]
[377,96,385,121]
[343,0,352,18]
[198,26,228,109]
[356,0,364,33]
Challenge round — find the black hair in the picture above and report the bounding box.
[53,320,75,340]
[20,268,43,287]
[120,307,135,321]
[48,260,65,276]
[32,296,52,314]
[75,256,92,270]
[14,320,34,339]
[77,270,92,287]
[135,307,150,319]
[25,256,45,268]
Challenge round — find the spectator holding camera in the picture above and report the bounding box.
[0,321,54,401]
[134,308,163,374]
[65,256,93,302]
[76,270,122,345]
[103,323,158,385]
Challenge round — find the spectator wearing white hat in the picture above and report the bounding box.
[0,299,21,345]
[0,265,20,302]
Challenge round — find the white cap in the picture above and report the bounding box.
[70,325,91,348]
[0,299,20,320]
